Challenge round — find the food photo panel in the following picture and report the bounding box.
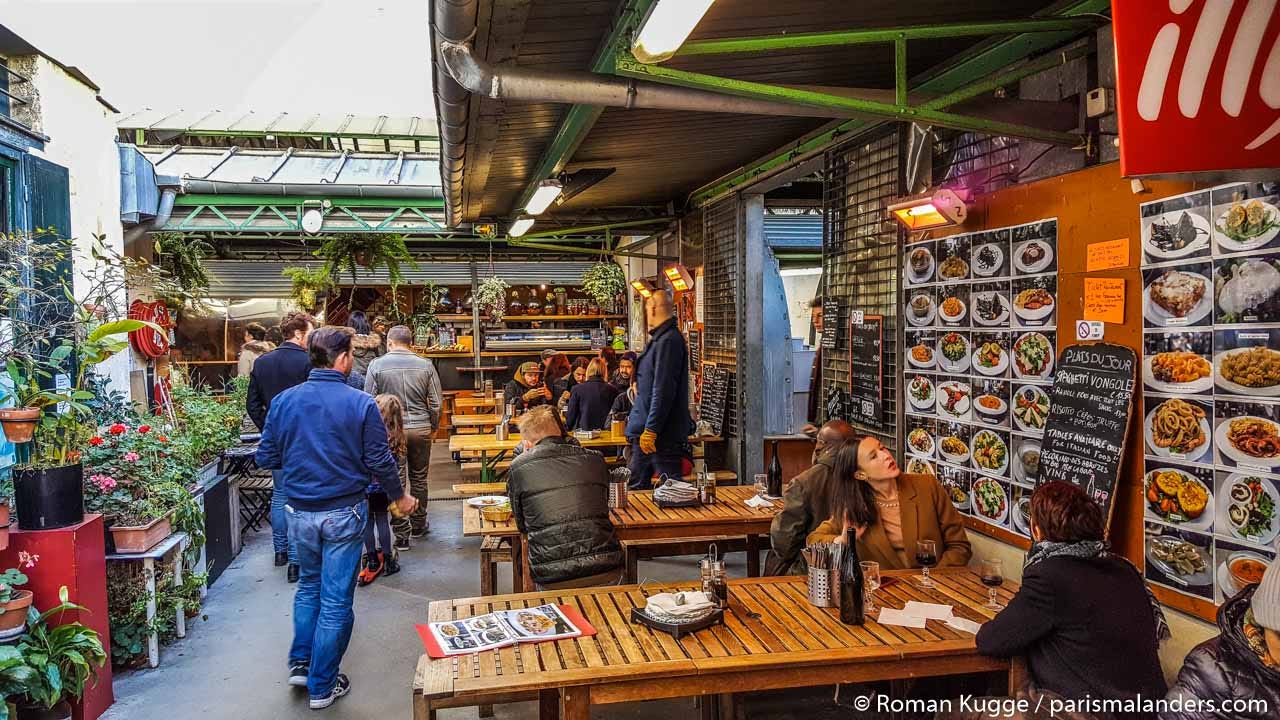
[905,456,937,477]
[936,233,972,283]
[970,281,1012,328]
[905,240,937,287]
[1143,462,1215,533]
[1213,538,1276,604]
[972,377,1011,428]
[971,476,1011,528]
[937,284,971,328]
[906,329,938,372]
[1140,189,1213,264]
[1143,330,1214,396]
[1145,523,1216,600]
[905,415,937,460]
[1011,383,1051,435]
[1010,435,1042,487]
[1011,275,1058,328]
[1213,253,1280,325]
[936,421,973,468]
[1010,219,1057,276]
[970,427,1011,479]
[1213,399,1280,474]
[905,286,937,328]
[1215,471,1280,549]
[937,463,971,515]
[935,376,972,422]
[1011,329,1055,382]
[1009,485,1034,537]
[906,373,937,417]
[1211,182,1280,256]
[970,229,1011,279]
[1143,262,1214,328]
[971,331,1011,380]
[1213,328,1280,398]
[936,330,972,374]
[1144,395,1214,465]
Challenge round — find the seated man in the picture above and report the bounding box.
[503,362,551,413]
[508,406,625,589]
[763,420,858,576]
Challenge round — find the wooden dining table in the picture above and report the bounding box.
[449,431,721,482]
[413,569,1020,720]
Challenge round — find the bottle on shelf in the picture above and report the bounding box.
[766,440,783,498]
[460,291,474,313]
[838,529,866,625]
[508,289,524,316]
[438,290,454,314]
[526,288,541,316]
[543,291,556,316]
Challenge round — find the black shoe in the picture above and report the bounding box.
[384,552,401,576]
[274,551,289,567]
[394,536,411,551]
[410,525,429,539]
[309,673,350,710]
[287,564,300,583]
[288,662,309,688]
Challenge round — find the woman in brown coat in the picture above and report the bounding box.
[806,435,970,569]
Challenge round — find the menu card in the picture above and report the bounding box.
[417,604,595,658]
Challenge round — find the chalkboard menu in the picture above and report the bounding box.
[699,364,732,436]
[820,298,839,350]
[1038,343,1137,527]
[825,386,848,423]
[688,330,701,367]
[848,313,884,428]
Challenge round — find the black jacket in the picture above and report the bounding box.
[1162,585,1280,720]
[246,342,312,430]
[503,376,551,413]
[625,317,692,446]
[976,554,1167,713]
[507,437,624,586]
[565,379,619,431]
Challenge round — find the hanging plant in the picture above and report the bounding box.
[152,232,213,304]
[313,233,416,292]
[281,266,333,310]
[410,282,447,332]
[475,276,509,322]
[581,261,626,307]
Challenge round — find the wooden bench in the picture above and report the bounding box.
[619,535,764,583]
[479,536,512,597]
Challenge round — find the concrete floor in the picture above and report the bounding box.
[100,443,869,720]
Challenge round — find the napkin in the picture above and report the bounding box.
[877,608,927,628]
[903,601,953,620]
[645,591,717,617]
[744,494,775,508]
[945,616,983,634]
[654,479,698,504]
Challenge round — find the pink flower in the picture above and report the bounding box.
[123,452,140,463]
[89,474,117,492]
[17,551,38,569]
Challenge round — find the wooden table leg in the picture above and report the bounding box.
[699,694,720,720]
[539,689,559,720]
[560,687,589,720]
[1008,656,1028,695]
[173,544,187,639]
[510,535,524,593]
[746,535,760,577]
[625,545,638,584]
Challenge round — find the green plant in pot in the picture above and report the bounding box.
[581,262,625,313]
[313,233,416,307]
[281,266,333,312]
[12,587,107,720]
[82,423,189,553]
[0,555,36,643]
[151,232,212,306]
[475,276,509,323]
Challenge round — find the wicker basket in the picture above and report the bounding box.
[481,505,513,522]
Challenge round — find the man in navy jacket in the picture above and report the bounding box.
[625,290,693,489]
[256,326,417,710]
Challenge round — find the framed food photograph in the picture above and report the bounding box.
[905,240,937,286]
[1212,538,1275,605]
[1143,262,1214,329]
[1009,484,1034,537]
[1010,434,1042,487]
[1011,383,1051,435]
[970,331,1011,379]
[1213,328,1280,398]
[1144,395,1214,465]
[936,233,972,283]
[1145,523,1216,600]
[970,427,1011,479]
[1011,274,1058,329]
[1143,462,1215,532]
[905,415,937,460]
[1214,471,1280,549]
[906,372,936,416]
[905,456,937,476]
[904,286,937,328]
[937,284,971,328]
[1213,254,1280,325]
[1211,182,1280,256]
[935,377,972,423]
[936,330,972,374]
[937,463,971,514]
[906,329,938,371]
[1140,189,1213,264]
[1010,219,1058,276]
[1142,330,1214,396]
[936,420,973,467]
[1011,330,1055,382]
[970,281,1012,328]
[1212,399,1280,473]
[970,229,1011,279]
[970,476,1010,527]
[972,377,1011,428]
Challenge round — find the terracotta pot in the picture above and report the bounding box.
[0,500,9,552]
[110,514,172,554]
[0,589,33,640]
[0,407,41,443]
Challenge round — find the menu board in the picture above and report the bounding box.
[848,313,884,428]
[688,330,701,368]
[902,219,1059,539]
[820,298,840,350]
[1038,343,1137,528]
[699,363,732,437]
[825,386,849,423]
[1139,183,1280,607]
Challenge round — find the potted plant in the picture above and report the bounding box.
[281,266,333,311]
[0,554,36,642]
[83,423,185,553]
[475,276,509,323]
[12,587,107,720]
[0,358,58,444]
[0,500,10,551]
[581,262,626,312]
[313,233,416,305]
[152,232,212,305]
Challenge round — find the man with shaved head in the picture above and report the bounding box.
[625,289,694,489]
[764,419,859,576]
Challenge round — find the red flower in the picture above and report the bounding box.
[157,435,169,443]
[138,425,151,434]
[89,436,104,446]
[108,423,127,435]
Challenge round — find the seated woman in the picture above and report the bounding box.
[806,435,970,569]
[1161,556,1278,720]
[973,481,1168,718]
[565,359,619,431]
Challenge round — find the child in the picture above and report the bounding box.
[359,393,407,586]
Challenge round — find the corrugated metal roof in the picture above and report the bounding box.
[764,214,822,250]
[140,146,442,189]
[117,110,437,138]
[204,260,596,298]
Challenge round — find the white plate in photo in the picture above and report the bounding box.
[1013,440,1041,485]
[1146,535,1214,587]
[906,458,936,476]
[947,482,971,511]
[938,435,971,464]
[972,345,1009,376]
[1215,416,1280,470]
[1143,354,1214,394]
[1144,209,1213,260]
[466,495,510,508]
[906,247,936,284]
[907,344,937,370]
[938,297,967,324]
[1215,199,1280,253]
[1220,473,1280,546]
[1221,550,1273,599]
[907,375,935,410]
[1143,467,1215,532]
[972,292,1011,327]
[970,430,1009,477]
[1013,240,1054,274]
[936,381,971,420]
[1142,273,1212,326]
[971,477,1009,524]
[974,394,1008,417]
[1143,406,1212,463]
[1011,496,1032,534]
[906,428,935,457]
[971,243,1005,277]
[937,334,972,373]
[1012,385,1051,433]
[906,295,937,327]
[1012,288,1056,322]
[1012,332,1054,380]
[1213,348,1280,397]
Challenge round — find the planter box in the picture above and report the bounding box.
[109,515,172,554]
[197,459,221,485]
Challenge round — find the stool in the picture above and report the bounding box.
[480,536,513,596]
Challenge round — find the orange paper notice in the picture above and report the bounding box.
[1083,278,1126,324]
[1086,238,1129,272]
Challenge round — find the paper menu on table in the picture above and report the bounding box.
[877,608,927,628]
[902,601,954,620]
[945,616,984,634]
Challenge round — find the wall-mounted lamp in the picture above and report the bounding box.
[509,217,535,238]
[663,264,694,292]
[525,179,564,215]
[887,188,968,231]
[631,0,716,64]
[631,277,661,298]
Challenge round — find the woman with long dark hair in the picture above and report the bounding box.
[348,310,383,376]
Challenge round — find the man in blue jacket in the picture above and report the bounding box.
[626,290,693,489]
[256,326,417,710]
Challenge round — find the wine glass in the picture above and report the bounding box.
[753,473,769,498]
[860,561,880,613]
[915,539,938,588]
[980,558,1004,610]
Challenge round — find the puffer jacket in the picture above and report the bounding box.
[237,340,275,378]
[507,436,624,586]
[1161,585,1280,720]
[351,332,383,376]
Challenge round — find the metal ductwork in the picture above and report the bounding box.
[432,0,478,227]
[123,187,176,247]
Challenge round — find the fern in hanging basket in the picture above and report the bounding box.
[314,233,417,290]
[581,262,625,307]
[282,266,333,310]
[153,232,213,303]
[475,276,509,322]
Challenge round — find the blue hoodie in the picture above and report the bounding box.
[256,369,403,511]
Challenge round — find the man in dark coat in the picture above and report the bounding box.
[507,407,624,589]
[764,420,857,576]
[625,290,693,489]
[246,311,315,581]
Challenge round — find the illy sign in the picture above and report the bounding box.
[1113,0,1280,178]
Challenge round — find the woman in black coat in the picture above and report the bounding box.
[565,359,619,431]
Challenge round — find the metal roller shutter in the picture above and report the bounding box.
[701,196,742,438]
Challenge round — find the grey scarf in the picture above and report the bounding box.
[1026,540,1171,644]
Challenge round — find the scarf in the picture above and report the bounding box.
[1026,540,1171,644]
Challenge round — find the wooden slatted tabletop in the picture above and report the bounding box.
[414,570,1018,720]
[451,472,739,498]
[449,431,629,454]
[454,397,499,411]
[451,414,503,428]
[463,503,517,537]
[609,485,776,541]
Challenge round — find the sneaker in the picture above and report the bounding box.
[287,564,300,584]
[274,551,289,567]
[410,525,429,539]
[384,551,401,576]
[357,552,383,587]
[288,662,309,688]
[309,673,350,710]
[394,536,411,551]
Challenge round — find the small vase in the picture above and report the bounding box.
[0,407,41,443]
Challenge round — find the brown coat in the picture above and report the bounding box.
[806,472,971,570]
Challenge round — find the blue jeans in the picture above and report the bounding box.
[271,470,296,564]
[287,500,367,698]
[627,442,688,490]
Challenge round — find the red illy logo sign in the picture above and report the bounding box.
[1113,0,1280,178]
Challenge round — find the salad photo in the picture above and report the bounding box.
[971,477,1009,524]
[971,430,1009,477]
[1012,331,1054,379]
[1218,473,1279,546]
[908,374,935,411]
[937,331,971,373]
[1012,385,1050,432]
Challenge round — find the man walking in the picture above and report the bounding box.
[256,326,416,709]
[626,290,694,489]
[364,325,442,546]
[247,311,315,583]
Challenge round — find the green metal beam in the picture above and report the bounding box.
[671,18,1099,57]
[894,39,908,108]
[519,217,672,240]
[919,45,1088,111]
[174,194,445,208]
[509,238,675,261]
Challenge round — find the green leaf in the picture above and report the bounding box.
[48,344,73,364]
[87,319,157,343]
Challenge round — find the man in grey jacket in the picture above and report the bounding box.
[365,325,443,547]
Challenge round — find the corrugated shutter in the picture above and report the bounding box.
[763,214,822,250]
[204,260,595,298]
[702,196,741,438]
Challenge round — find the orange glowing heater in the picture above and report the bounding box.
[887,189,968,231]
[663,264,694,292]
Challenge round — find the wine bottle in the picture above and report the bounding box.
[839,529,866,625]
[766,440,783,498]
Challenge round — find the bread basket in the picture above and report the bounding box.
[480,504,513,522]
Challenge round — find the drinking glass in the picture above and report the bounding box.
[860,561,881,613]
[980,558,1004,610]
[915,539,938,588]
[753,473,769,498]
